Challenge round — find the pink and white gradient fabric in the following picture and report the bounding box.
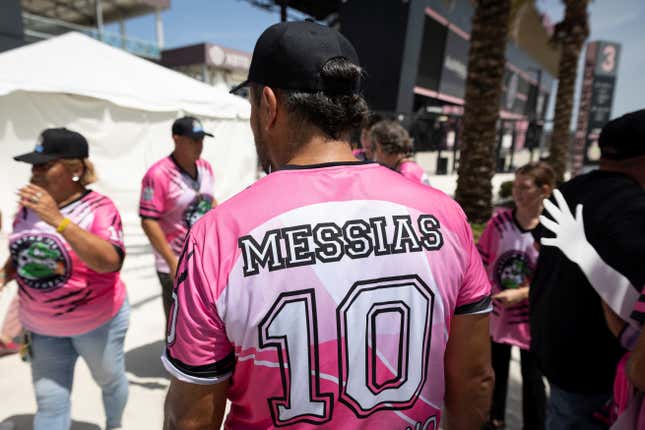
[477,209,536,350]
[398,161,430,186]
[10,191,126,337]
[163,162,491,429]
[139,155,215,273]
[611,287,645,428]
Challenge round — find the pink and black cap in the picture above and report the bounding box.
[172,116,214,139]
[599,109,645,160]
[14,128,89,164]
[230,20,361,95]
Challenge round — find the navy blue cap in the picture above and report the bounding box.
[172,116,213,139]
[14,128,89,164]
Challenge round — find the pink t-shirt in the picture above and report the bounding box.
[398,161,430,186]
[139,155,215,273]
[10,191,126,337]
[477,209,536,349]
[611,287,645,427]
[163,162,491,429]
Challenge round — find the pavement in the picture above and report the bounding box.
[0,242,169,430]
[0,235,529,430]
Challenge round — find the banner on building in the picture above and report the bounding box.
[573,41,620,172]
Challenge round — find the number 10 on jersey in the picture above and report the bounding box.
[259,275,435,426]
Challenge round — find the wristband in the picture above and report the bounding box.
[56,217,72,233]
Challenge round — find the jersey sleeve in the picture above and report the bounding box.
[139,168,166,219]
[90,198,126,259]
[162,230,234,385]
[455,218,492,315]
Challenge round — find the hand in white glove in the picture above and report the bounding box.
[539,189,639,326]
[539,189,592,267]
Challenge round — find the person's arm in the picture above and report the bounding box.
[139,170,178,277]
[539,190,640,325]
[162,231,234,427]
[493,286,529,307]
[443,211,494,429]
[141,218,178,278]
[57,222,122,272]
[444,312,494,429]
[0,258,16,289]
[627,329,645,391]
[164,378,228,430]
[601,301,627,337]
[19,184,122,273]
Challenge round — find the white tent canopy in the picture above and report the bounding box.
[0,32,251,118]
[0,32,257,242]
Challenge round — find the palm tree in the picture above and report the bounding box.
[455,0,512,223]
[547,0,590,182]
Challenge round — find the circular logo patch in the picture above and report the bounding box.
[11,234,71,291]
[183,194,213,227]
[494,250,533,290]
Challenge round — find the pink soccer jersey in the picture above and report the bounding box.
[163,162,491,429]
[139,155,215,273]
[612,287,645,426]
[9,191,126,337]
[477,209,537,350]
[398,161,430,186]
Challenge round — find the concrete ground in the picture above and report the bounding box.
[0,242,170,430]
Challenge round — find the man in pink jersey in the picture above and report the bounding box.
[139,116,216,324]
[163,21,493,430]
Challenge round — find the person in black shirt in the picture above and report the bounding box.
[530,109,645,430]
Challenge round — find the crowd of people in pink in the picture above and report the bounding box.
[0,18,644,430]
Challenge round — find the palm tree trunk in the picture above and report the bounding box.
[548,45,578,181]
[547,0,589,182]
[455,0,512,223]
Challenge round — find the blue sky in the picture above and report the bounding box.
[109,0,644,119]
[536,0,645,120]
[105,0,296,52]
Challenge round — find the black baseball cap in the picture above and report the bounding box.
[14,128,89,164]
[172,116,213,139]
[599,109,645,160]
[230,20,360,94]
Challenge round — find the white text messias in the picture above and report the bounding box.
[238,214,443,277]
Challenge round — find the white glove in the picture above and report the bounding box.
[539,189,592,267]
[540,189,640,326]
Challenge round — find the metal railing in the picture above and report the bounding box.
[22,12,160,59]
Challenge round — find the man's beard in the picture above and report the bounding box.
[252,118,273,174]
[254,135,273,175]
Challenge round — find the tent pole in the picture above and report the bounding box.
[119,19,126,49]
[95,0,104,40]
[156,8,165,49]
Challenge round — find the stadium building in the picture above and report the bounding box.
[0,0,168,59]
[245,0,560,174]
